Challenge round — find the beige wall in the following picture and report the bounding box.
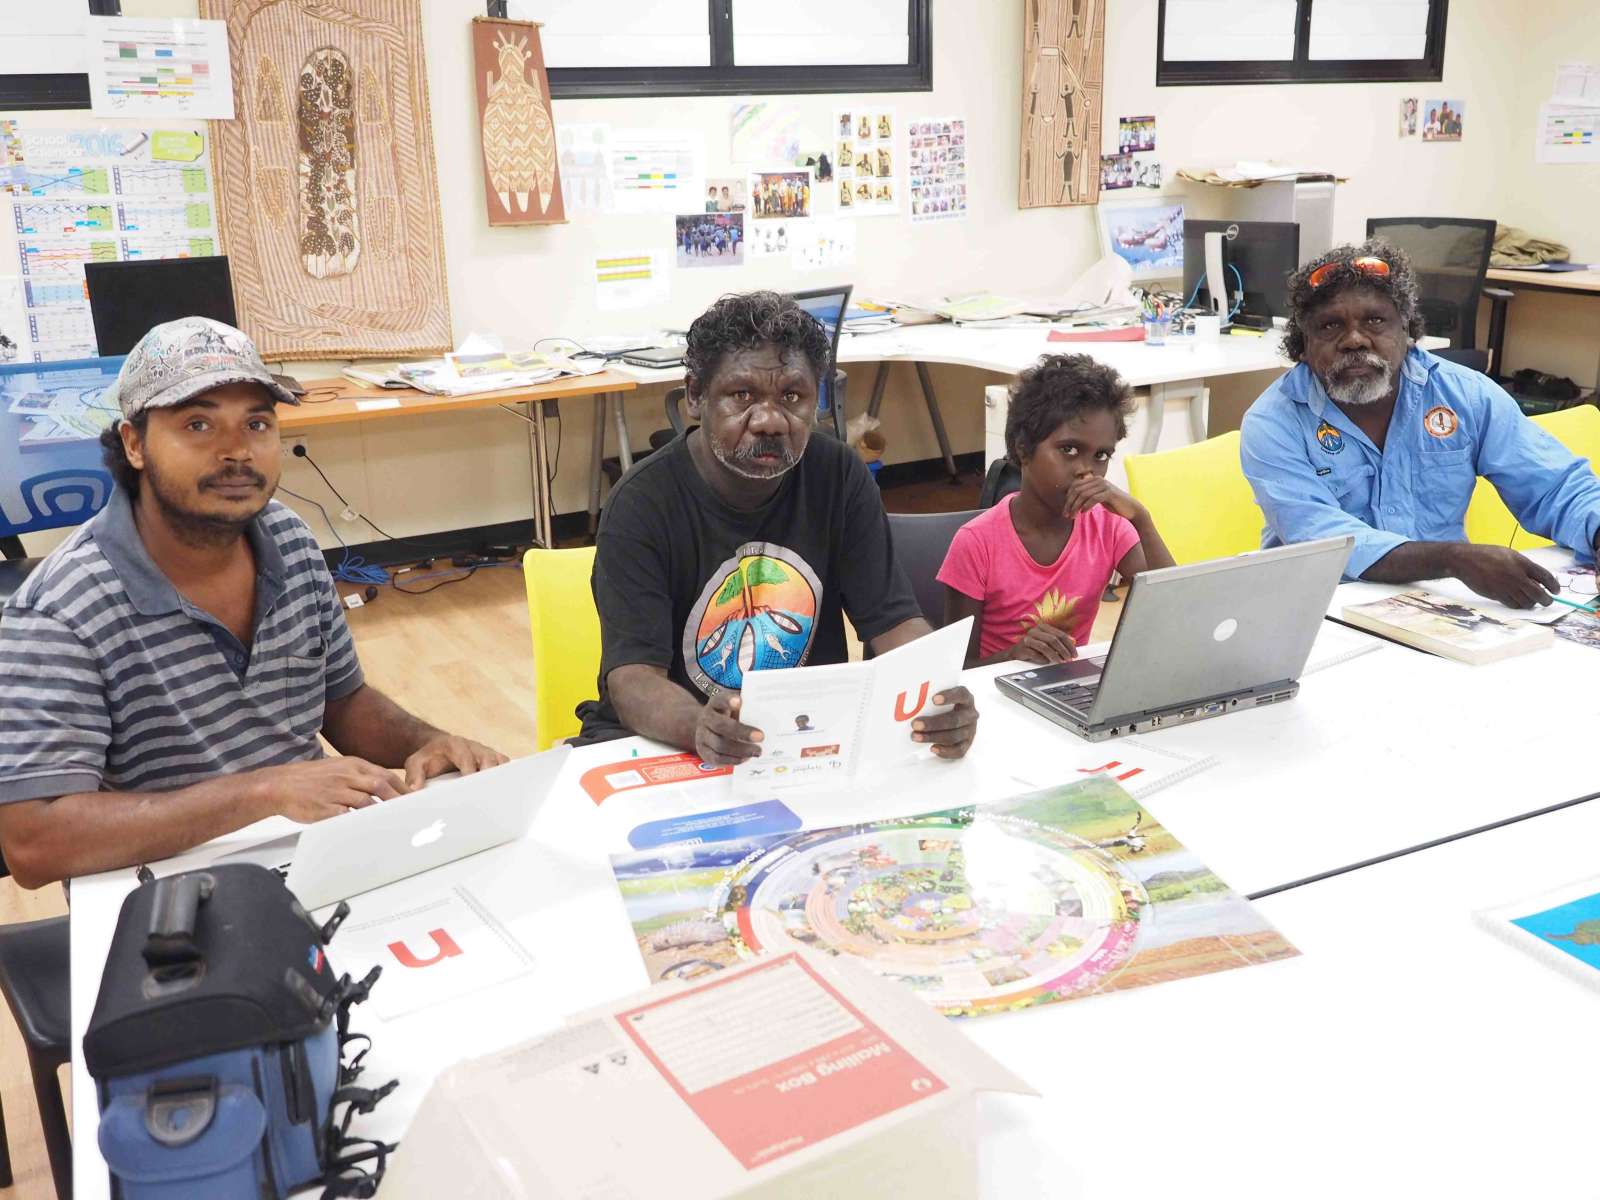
[13,0,1598,554]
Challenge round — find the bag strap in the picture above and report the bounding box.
[319,1139,393,1200]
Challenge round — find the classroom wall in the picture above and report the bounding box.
[12,0,1594,554]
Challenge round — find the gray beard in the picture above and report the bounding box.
[713,439,799,480]
[1322,356,1395,406]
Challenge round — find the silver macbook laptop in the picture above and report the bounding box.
[996,536,1354,742]
[220,745,571,910]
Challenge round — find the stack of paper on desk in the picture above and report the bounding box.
[382,947,1035,1200]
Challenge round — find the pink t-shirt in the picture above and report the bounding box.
[936,495,1141,658]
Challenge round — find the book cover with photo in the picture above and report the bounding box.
[1475,875,1600,994]
[1340,591,1552,664]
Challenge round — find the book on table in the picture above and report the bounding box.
[1339,590,1553,664]
[1475,875,1600,994]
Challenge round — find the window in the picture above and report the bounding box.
[0,0,123,111]
[1157,0,1447,86]
[491,0,931,98]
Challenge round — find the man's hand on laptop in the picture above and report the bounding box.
[250,757,407,823]
[1010,620,1077,664]
[403,735,510,791]
[909,687,979,760]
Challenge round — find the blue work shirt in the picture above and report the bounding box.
[1240,347,1600,578]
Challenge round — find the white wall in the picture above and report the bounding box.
[12,0,1596,554]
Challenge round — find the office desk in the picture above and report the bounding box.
[280,371,637,548]
[616,325,1304,485]
[67,621,1600,1197]
[1484,266,1600,395]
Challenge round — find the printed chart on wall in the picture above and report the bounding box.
[0,121,217,362]
[609,129,705,215]
[908,118,967,223]
[593,248,669,311]
[610,777,1297,1015]
[835,108,898,216]
[83,17,235,120]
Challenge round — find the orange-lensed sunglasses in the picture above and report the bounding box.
[1307,256,1392,289]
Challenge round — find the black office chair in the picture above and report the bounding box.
[978,459,1022,508]
[1365,217,1513,374]
[0,851,72,1199]
[886,510,981,627]
[1431,347,1491,375]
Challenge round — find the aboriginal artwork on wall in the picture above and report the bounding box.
[472,17,564,226]
[199,0,452,359]
[1018,0,1106,209]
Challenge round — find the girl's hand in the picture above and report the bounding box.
[1066,475,1146,523]
[1010,621,1077,664]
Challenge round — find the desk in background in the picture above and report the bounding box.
[282,370,636,550]
[1484,266,1600,397]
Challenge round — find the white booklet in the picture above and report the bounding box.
[1474,873,1600,994]
[733,618,971,797]
[1007,735,1218,801]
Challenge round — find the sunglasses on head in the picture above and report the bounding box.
[1307,256,1392,290]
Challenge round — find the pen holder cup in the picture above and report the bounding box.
[1143,316,1173,346]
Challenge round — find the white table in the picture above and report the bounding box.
[67,623,1598,1196]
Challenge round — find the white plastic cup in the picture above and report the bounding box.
[1193,315,1222,341]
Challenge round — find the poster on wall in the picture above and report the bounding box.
[908,117,967,223]
[198,0,453,359]
[471,16,564,226]
[1019,0,1106,208]
[834,109,898,216]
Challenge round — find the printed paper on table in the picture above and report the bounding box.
[383,947,1034,1199]
[733,618,969,797]
[330,884,536,1020]
[610,778,1298,1016]
[1477,874,1600,994]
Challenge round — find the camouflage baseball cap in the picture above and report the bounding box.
[111,317,300,421]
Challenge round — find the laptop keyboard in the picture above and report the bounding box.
[1037,657,1108,715]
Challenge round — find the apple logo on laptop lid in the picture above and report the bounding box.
[411,820,446,848]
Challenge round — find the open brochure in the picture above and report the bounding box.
[609,777,1298,1019]
[383,947,1034,1199]
[1476,874,1600,994]
[734,618,970,798]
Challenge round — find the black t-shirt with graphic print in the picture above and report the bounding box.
[579,432,921,743]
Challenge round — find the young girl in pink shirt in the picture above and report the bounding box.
[938,354,1176,667]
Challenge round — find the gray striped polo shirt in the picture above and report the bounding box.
[0,487,363,804]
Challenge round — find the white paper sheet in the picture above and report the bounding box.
[594,248,670,311]
[557,123,615,214]
[609,129,705,215]
[790,217,856,272]
[1536,104,1600,164]
[83,17,234,121]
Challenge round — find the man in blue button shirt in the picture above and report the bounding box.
[1241,240,1600,608]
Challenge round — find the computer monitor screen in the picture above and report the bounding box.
[1098,200,1184,282]
[1182,221,1300,323]
[84,256,238,356]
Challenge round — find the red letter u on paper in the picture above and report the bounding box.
[387,929,463,969]
[894,681,931,722]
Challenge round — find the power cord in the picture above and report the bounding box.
[287,444,467,553]
[1182,263,1246,319]
[277,485,390,589]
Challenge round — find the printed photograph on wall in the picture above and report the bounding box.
[1399,96,1419,138]
[472,16,564,226]
[1422,99,1464,142]
[748,170,813,220]
[675,212,744,268]
[702,177,748,212]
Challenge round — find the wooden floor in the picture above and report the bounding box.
[0,469,1121,1195]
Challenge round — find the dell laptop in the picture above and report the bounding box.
[221,745,571,910]
[997,536,1355,741]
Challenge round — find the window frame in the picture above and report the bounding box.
[0,0,124,111]
[486,0,932,99]
[1156,0,1448,87]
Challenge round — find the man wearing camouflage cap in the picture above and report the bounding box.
[0,318,505,887]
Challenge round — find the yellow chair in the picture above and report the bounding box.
[522,546,600,750]
[1463,405,1600,550]
[1124,430,1265,564]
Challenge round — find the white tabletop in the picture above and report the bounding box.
[615,324,1297,391]
[67,618,1598,1197]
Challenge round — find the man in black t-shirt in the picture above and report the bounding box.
[581,291,980,764]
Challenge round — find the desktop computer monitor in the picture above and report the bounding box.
[84,256,238,356]
[1181,220,1300,325]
